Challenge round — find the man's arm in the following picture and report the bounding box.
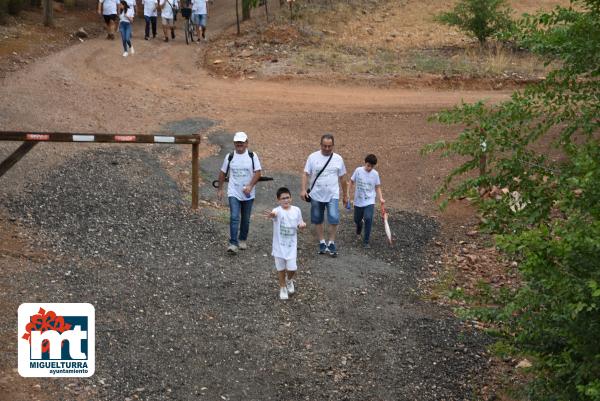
[301,172,310,200]
[340,174,348,205]
[244,169,262,195]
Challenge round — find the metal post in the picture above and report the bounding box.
[192,142,199,210]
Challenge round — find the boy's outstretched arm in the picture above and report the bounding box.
[263,209,277,219]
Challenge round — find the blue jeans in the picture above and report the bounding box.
[310,198,340,225]
[228,197,254,246]
[119,21,132,52]
[354,204,374,244]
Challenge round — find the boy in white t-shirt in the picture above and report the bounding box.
[264,187,306,300]
[349,154,385,248]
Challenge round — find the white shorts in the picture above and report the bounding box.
[274,257,297,272]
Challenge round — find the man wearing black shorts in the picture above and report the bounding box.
[98,0,119,39]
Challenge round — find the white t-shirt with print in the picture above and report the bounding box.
[159,0,177,18]
[351,166,381,207]
[220,151,262,201]
[119,6,135,22]
[304,151,346,203]
[191,0,206,14]
[271,205,303,260]
[143,0,157,16]
[99,0,118,15]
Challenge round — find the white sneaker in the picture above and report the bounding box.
[227,244,238,254]
[122,51,128,57]
[279,287,289,300]
[286,279,295,295]
[129,46,135,55]
[238,241,247,250]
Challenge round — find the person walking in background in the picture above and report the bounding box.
[98,0,119,40]
[301,133,348,257]
[159,0,178,41]
[264,187,306,300]
[118,0,135,57]
[191,0,208,42]
[349,154,385,249]
[216,132,262,254]
[142,0,158,40]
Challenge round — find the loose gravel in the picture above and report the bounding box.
[1,142,491,400]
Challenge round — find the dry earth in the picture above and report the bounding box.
[0,1,522,399]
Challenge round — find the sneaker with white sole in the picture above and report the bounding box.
[286,279,295,295]
[327,242,338,257]
[318,242,327,254]
[227,244,238,254]
[129,47,135,55]
[238,241,247,250]
[122,51,128,57]
[279,287,289,300]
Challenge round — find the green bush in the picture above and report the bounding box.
[435,0,514,45]
[423,0,600,399]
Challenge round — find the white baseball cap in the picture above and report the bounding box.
[233,131,248,142]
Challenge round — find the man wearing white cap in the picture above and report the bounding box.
[217,132,262,253]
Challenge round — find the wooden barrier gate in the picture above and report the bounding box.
[0,131,202,209]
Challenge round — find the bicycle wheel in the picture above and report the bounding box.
[184,19,190,45]
[190,22,196,43]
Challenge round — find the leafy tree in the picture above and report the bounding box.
[423,0,600,399]
[435,0,514,45]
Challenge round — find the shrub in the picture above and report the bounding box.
[435,0,514,45]
[424,0,600,399]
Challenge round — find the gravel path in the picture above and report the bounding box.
[1,125,490,400]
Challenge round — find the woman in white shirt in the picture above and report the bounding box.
[118,0,135,57]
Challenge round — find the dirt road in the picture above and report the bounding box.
[0,2,509,399]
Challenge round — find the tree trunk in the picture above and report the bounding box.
[235,0,240,34]
[264,0,269,22]
[43,0,53,26]
[242,0,251,21]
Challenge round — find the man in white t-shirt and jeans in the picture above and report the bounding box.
[301,134,348,257]
[216,132,262,254]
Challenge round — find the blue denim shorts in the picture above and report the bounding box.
[192,13,207,27]
[310,198,340,225]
